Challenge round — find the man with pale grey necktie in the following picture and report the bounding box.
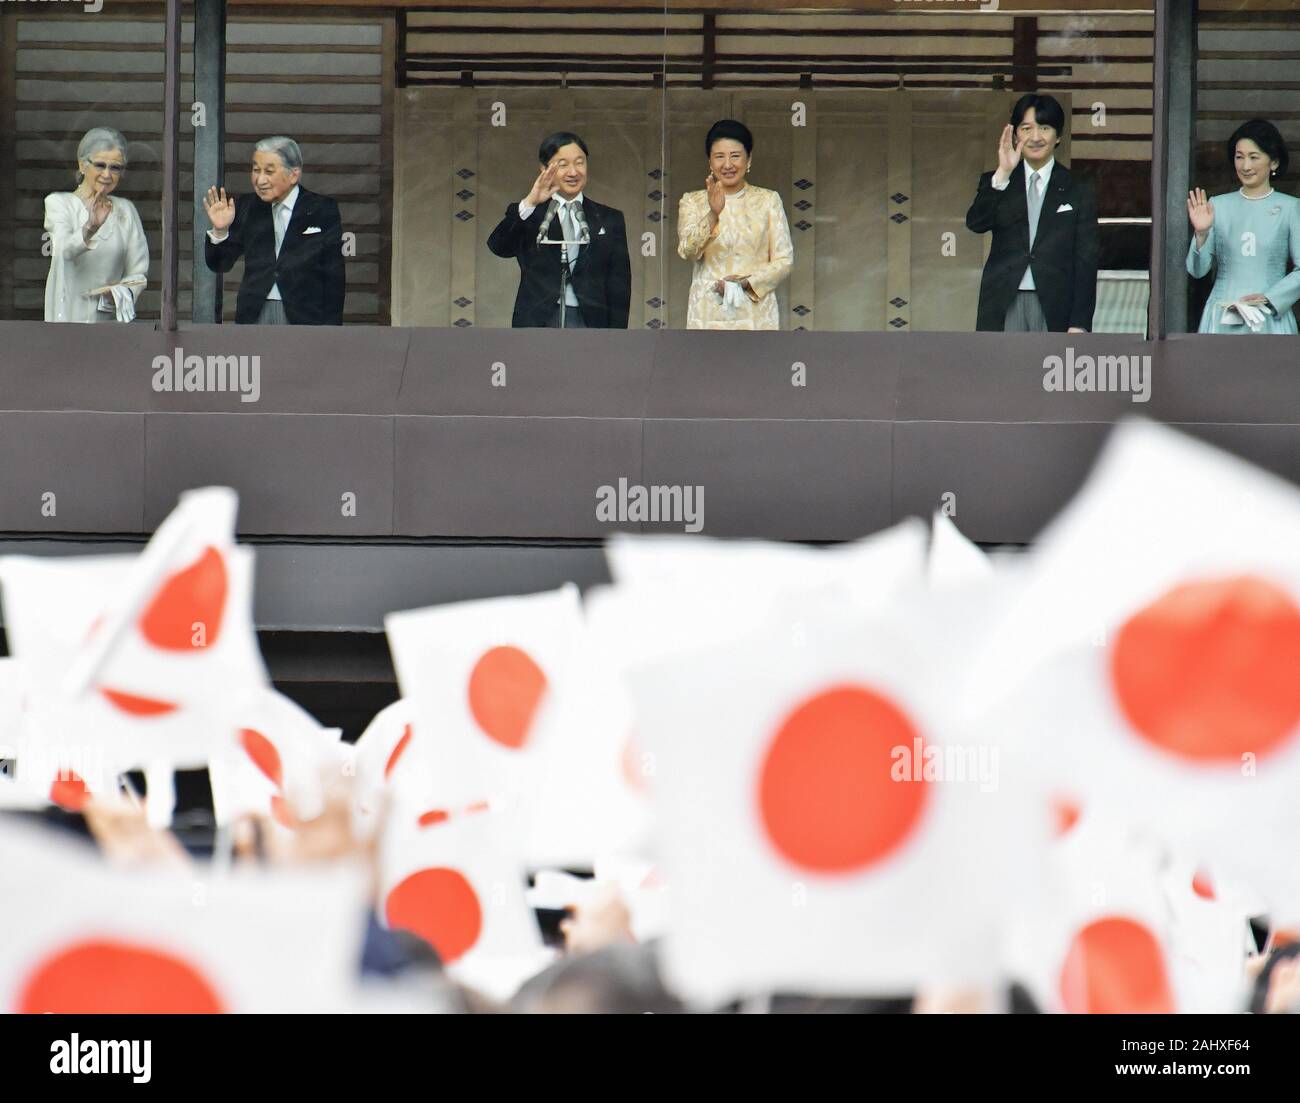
[965,94,1099,334]
[202,136,346,326]
[487,131,631,329]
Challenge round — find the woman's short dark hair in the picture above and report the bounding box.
[706,119,753,157]
[539,131,588,165]
[1009,93,1067,137]
[1227,119,1289,177]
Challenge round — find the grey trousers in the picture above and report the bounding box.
[1003,290,1049,332]
[548,304,587,329]
[258,298,290,325]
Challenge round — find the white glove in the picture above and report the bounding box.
[720,279,749,312]
[1223,298,1267,332]
[107,282,137,323]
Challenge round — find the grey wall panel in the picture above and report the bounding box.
[895,333,1157,423]
[642,418,894,541]
[646,330,902,420]
[394,415,643,538]
[143,324,410,414]
[145,413,394,536]
[892,421,1113,545]
[0,412,144,533]
[1166,424,1300,494]
[399,328,657,418]
[2,322,1299,545]
[1146,336,1300,431]
[0,321,164,411]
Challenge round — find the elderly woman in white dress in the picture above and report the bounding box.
[43,127,149,323]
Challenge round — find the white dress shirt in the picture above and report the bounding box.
[993,158,1054,292]
[207,184,299,301]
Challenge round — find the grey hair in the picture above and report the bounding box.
[76,127,128,172]
[254,136,303,173]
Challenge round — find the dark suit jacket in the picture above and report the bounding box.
[965,161,1099,332]
[204,186,346,325]
[487,198,631,329]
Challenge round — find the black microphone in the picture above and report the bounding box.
[535,197,561,245]
[571,201,591,246]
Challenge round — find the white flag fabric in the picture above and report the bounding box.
[602,520,929,671]
[928,512,993,589]
[0,822,365,1013]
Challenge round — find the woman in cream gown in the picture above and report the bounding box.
[44,127,149,323]
[677,119,793,331]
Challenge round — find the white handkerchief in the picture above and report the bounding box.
[1056,203,1073,213]
[598,227,606,236]
[302,226,322,235]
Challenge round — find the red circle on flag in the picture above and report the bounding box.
[100,687,179,717]
[1051,795,1082,838]
[757,684,930,875]
[467,645,547,750]
[1110,576,1300,763]
[139,546,228,651]
[239,728,282,788]
[49,772,90,813]
[385,867,483,963]
[16,938,225,1013]
[1192,870,1216,901]
[1059,916,1174,1014]
[385,724,413,779]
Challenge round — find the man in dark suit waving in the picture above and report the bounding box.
[202,136,345,325]
[965,95,1099,333]
[488,132,631,329]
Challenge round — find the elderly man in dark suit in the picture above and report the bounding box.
[487,131,631,329]
[965,94,1100,333]
[202,136,345,325]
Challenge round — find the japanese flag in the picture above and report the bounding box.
[967,421,1300,914]
[72,487,267,737]
[0,821,365,1013]
[0,488,266,787]
[377,785,546,999]
[625,590,1031,1006]
[208,687,346,829]
[385,585,643,867]
[1008,810,1245,1013]
[350,697,417,835]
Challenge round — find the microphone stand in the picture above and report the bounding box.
[537,201,590,329]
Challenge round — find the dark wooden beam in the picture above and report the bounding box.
[1011,16,1037,92]
[161,0,182,332]
[192,0,227,325]
[702,12,717,90]
[1149,0,1196,339]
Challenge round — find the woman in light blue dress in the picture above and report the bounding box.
[1187,119,1300,335]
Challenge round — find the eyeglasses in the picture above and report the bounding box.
[86,161,125,175]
